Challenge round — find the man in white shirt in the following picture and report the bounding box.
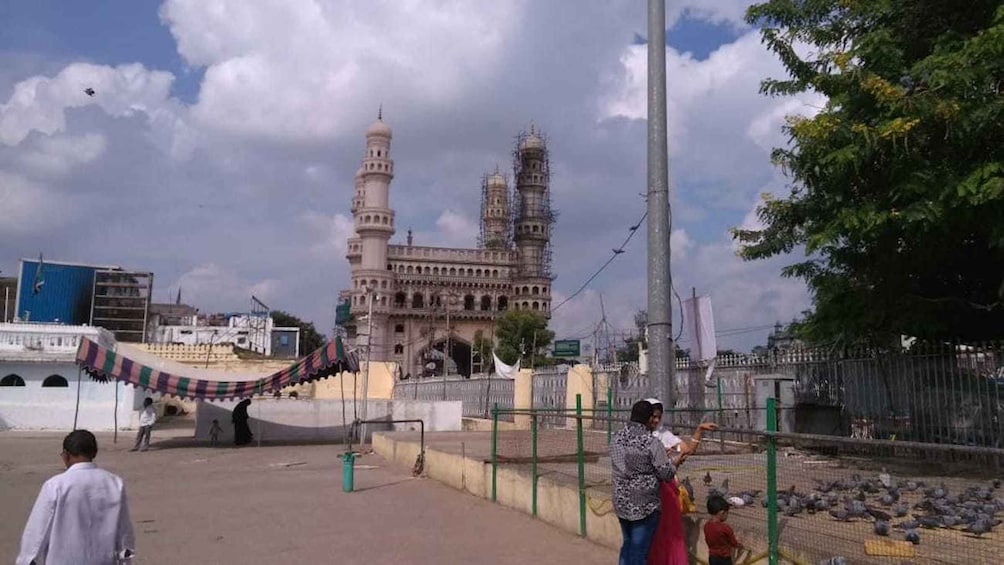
[130,398,156,452]
[17,430,136,565]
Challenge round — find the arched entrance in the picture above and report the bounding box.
[417,337,473,378]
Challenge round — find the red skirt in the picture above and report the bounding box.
[648,480,690,565]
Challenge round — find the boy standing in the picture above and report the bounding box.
[130,398,156,452]
[209,419,223,447]
[704,495,743,565]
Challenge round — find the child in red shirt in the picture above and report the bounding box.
[704,495,743,565]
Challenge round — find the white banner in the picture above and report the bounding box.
[493,353,520,379]
[683,295,717,362]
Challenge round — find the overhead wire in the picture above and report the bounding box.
[551,210,648,314]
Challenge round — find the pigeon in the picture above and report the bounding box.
[703,472,712,486]
[904,529,921,544]
[818,558,848,565]
[866,507,892,522]
[84,88,95,96]
[874,520,890,536]
[879,472,891,489]
[916,515,941,529]
[893,503,909,517]
[896,519,919,530]
[993,479,1001,490]
[829,509,850,521]
[965,519,993,537]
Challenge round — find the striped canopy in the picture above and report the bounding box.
[76,337,359,401]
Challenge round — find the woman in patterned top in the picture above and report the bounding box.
[611,399,691,565]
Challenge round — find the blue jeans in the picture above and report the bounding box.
[618,511,660,565]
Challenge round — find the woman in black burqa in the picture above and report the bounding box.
[232,398,253,446]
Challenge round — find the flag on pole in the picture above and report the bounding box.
[32,253,45,295]
[493,353,520,379]
[176,287,182,305]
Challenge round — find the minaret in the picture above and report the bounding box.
[512,124,553,317]
[480,167,510,250]
[349,111,396,357]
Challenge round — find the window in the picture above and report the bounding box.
[280,335,290,346]
[395,324,405,333]
[412,294,425,309]
[42,375,69,388]
[497,296,508,311]
[481,296,492,311]
[1,374,25,387]
[395,292,407,307]
[394,344,404,354]
[532,286,539,295]
[464,295,475,311]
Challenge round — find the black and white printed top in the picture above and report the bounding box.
[610,421,676,521]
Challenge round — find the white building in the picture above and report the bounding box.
[0,322,143,431]
[149,314,275,356]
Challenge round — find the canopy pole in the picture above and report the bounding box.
[113,381,119,444]
[73,367,83,430]
[256,380,262,448]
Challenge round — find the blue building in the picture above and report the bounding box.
[15,259,118,325]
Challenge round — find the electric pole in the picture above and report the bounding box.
[646,0,675,404]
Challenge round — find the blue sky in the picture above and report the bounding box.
[0,1,817,351]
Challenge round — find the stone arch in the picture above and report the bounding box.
[463,295,475,310]
[42,375,68,387]
[480,295,492,311]
[497,296,508,311]
[1,374,25,386]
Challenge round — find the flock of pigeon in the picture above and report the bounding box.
[683,470,1002,562]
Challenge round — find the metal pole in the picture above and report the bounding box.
[361,287,374,445]
[766,397,779,565]
[113,380,119,444]
[443,295,450,400]
[606,386,613,444]
[531,413,538,517]
[72,367,82,429]
[575,393,587,537]
[646,0,675,404]
[491,402,499,502]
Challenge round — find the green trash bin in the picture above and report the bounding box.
[341,452,356,492]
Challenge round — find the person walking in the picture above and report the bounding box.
[611,399,679,565]
[130,398,156,452]
[17,430,136,565]
[232,398,253,446]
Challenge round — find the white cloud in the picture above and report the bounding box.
[434,210,479,247]
[601,31,824,208]
[17,133,106,177]
[160,0,525,141]
[174,263,280,311]
[0,63,175,146]
[0,171,76,235]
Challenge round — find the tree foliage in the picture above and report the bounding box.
[494,310,555,367]
[271,310,326,356]
[735,0,1004,344]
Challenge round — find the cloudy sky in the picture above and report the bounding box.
[0,0,822,352]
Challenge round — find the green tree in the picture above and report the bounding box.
[494,310,555,367]
[734,1,1004,344]
[271,310,326,356]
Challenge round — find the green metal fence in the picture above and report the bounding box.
[490,395,1004,564]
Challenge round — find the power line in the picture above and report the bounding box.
[551,210,647,313]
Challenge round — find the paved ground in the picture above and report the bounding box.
[0,429,616,564]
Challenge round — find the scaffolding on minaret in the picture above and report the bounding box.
[478,166,513,250]
[512,125,557,280]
